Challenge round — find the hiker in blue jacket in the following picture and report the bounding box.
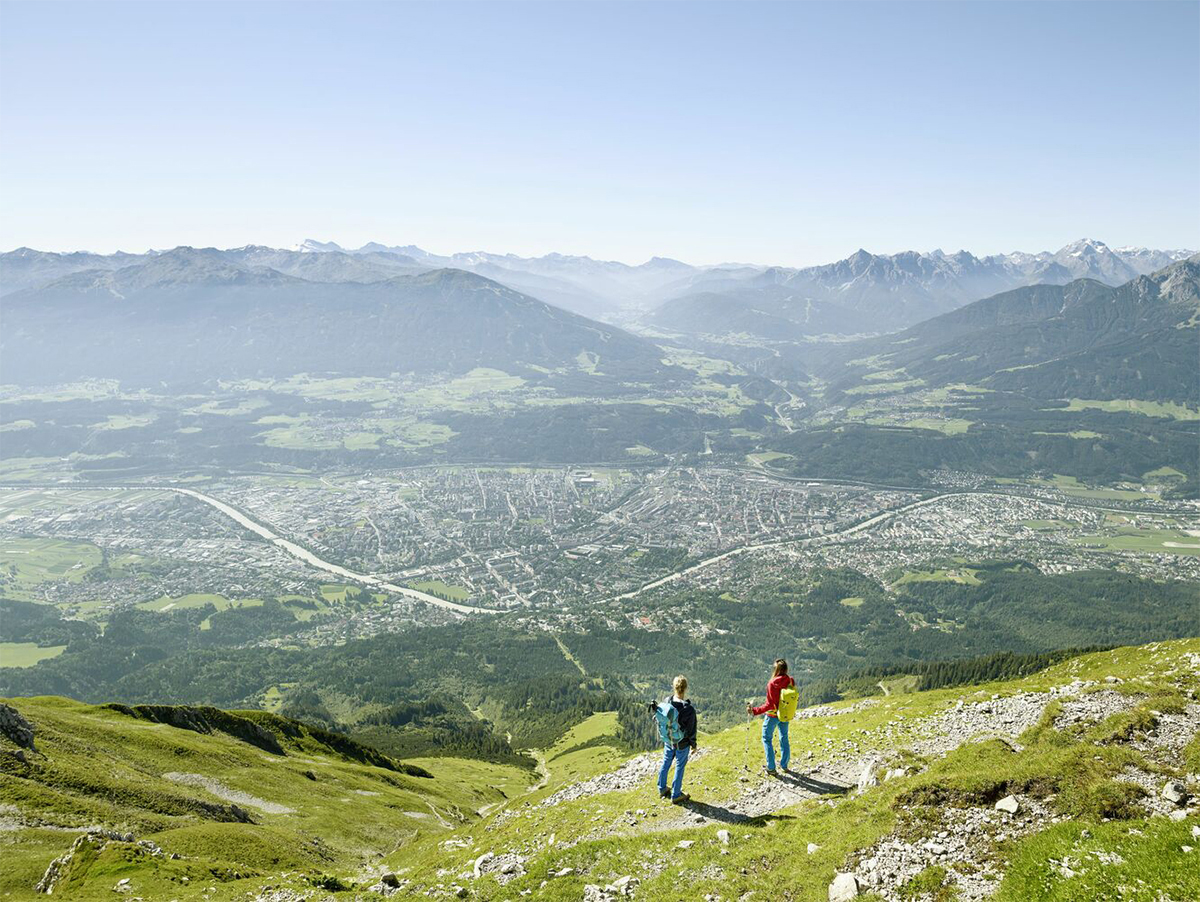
[651,674,697,803]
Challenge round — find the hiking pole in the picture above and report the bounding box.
[743,700,752,771]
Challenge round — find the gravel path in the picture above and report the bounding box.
[163,772,294,814]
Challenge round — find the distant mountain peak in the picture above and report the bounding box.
[643,256,690,270]
[294,238,344,253]
[1058,238,1113,256]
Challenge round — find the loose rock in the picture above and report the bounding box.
[1162,781,1188,805]
[995,795,1020,814]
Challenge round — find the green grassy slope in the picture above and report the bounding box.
[383,639,1199,902]
[0,699,533,901]
[2,640,1198,901]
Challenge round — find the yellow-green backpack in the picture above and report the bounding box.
[777,683,799,722]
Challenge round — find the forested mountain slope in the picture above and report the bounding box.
[823,258,1200,404]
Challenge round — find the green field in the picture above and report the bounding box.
[892,567,982,587]
[1144,466,1187,482]
[319,584,356,602]
[411,580,470,601]
[342,431,382,450]
[1020,519,1078,531]
[235,374,400,403]
[864,415,973,435]
[95,413,157,430]
[1033,430,1104,439]
[999,474,1161,502]
[187,398,270,417]
[747,451,794,466]
[0,379,127,404]
[382,640,1200,902]
[1059,398,1200,420]
[861,368,909,382]
[407,368,527,410]
[843,378,925,396]
[0,457,75,482]
[543,711,627,785]
[136,594,264,613]
[257,414,455,451]
[0,641,67,667]
[258,422,341,450]
[1072,528,1200,556]
[0,538,103,594]
[877,674,921,696]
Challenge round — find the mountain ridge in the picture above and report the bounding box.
[819,256,1200,404]
[646,240,1198,337]
[5,239,1193,327]
[0,252,671,385]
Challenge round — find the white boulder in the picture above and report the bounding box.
[995,795,1020,814]
[829,872,859,901]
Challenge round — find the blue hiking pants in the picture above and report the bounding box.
[658,744,690,799]
[763,716,790,771]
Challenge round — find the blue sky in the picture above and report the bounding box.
[2,1,1196,265]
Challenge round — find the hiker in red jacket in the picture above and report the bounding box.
[746,659,795,775]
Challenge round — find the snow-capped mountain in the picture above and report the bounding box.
[3,239,1194,329]
[647,240,1198,337]
[1111,245,1196,273]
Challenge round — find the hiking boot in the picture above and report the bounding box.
[671,793,691,805]
[765,768,778,777]
[659,789,670,799]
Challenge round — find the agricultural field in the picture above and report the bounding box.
[997,475,1161,502]
[0,641,66,667]
[864,415,974,435]
[0,538,103,597]
[1059,398,1200,420]
[1072,527,1200,556]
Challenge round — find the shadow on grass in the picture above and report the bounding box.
[777,770,852,795]
[678,799,799,826]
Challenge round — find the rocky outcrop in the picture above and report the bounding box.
[0,703,36,750]
[105,704,285,754]
[36,831,167,894]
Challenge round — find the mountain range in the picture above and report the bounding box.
[649,239,1198,337]
[818,256,1200,405]
[0,248,669,386]
[3,239,1192,333]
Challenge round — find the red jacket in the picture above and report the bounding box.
[751,675,796,717]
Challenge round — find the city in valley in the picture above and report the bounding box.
[3,462,1195,651]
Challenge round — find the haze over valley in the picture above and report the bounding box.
[3,231,1197,677]
[2,2,1198,900]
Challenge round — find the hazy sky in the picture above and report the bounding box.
[2,1,1197,265]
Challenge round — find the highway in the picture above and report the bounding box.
[607,490,953,601]
[162,487,501,615]
[606,484,1195,602]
